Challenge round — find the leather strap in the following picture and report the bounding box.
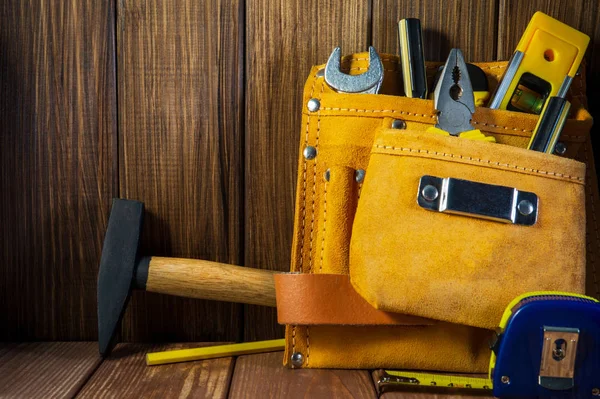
[274,273,434,326]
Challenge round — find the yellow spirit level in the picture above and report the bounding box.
[488,12,589,115]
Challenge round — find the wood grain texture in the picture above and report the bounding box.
[372,0,499,62]
[146,257,277,307]
[117,0,244,342]
[229,351,377,398]
[243,0,371,342]
[496,0,600,62]
[0,0,117,340]
[0,343,18,360]
[0,342,102,398]
[77,343,234,399]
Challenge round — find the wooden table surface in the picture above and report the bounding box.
[0,342,493,399]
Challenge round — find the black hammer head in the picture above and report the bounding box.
[97,199,144,356]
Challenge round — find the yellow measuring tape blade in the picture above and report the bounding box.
[146,339,285,366]
[384,370,493,390]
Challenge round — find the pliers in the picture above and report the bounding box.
[427,49,495,142]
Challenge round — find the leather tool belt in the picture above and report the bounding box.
[276,53,596,372]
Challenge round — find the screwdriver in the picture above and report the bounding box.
[398,18,427,99]
[527,96,570,153]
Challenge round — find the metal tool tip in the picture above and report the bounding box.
[452,66,461,84]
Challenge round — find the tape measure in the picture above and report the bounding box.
[379,292,600,398]
[380,370,492,390]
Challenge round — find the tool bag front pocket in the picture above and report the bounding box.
[349,128,587,330]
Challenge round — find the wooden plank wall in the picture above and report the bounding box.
[1,0,599,342]
[116,0,244,343]
[0,1,117,340]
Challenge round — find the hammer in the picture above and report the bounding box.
[98,199,277,356]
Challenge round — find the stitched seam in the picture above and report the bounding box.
[300,73,319,273]
[478,65,506,70]
[352,67,402,73]
[321,107,436,119]
[583,142,599,298]
[295,72,319,358]
[319,107,547,133]
[340,57,507,70]
[374,145,585,182]
[307,99,322,274]
[320,181,327,273]
[353,59,506,70]
[306,80,326,359]
[341,57,506,74]
[472,120,533,133]
[306,326,310,366]
[307,140,317,273]
[341,57,404,63]
[291,326,296,367]
[317,67,401,74]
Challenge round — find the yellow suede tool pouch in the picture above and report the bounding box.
[283,52,597,373]
[350,128,587,330]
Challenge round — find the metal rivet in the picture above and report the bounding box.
[303,146,317,160]
[290,352,304,367]
[421,185,439,202]
[553,347,565,360]
[517,200,534,216]
[355,169,366,183]
[316,69,324,78]
[307,98,320,112]
[554,142,567,156]
[391,119,406,129]
[324,169,330,181]
[592,388,600,396]
[501,376,510,384]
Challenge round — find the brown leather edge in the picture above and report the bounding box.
[275,273,434,326]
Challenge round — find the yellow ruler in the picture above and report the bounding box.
[146,339,285,366]
[380,370,493,391]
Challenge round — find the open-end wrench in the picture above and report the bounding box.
[324,46,384,94]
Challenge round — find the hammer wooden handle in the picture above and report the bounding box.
[145,257,277,307]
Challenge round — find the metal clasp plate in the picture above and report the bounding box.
[417,175,538,226]
[539,326,579,390]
